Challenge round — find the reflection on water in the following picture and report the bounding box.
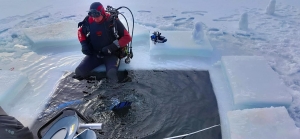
[32,70,221,139]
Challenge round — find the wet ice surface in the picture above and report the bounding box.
[32,70,221,139]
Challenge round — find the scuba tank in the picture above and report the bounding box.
[105,5,134,64]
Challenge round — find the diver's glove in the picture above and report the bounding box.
[101,40,120,55]
[81,41,93,56]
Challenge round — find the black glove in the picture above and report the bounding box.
[101,40,120,55]
[82,49,92,56]
[81,41,93,56]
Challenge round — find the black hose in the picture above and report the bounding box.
[119,13,130,36]
[118,6,134,55]
[107,6,134,60]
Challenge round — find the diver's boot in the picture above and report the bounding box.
[107,69,125,89]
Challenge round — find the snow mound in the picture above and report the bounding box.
[239,12,248,30]
[23,20,149,50]
[121,20,150,44]
[149,31,213,57]
[192,22,205,43]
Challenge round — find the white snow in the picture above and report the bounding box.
[227,107,300,139]
[221,56,292,109]
[1,0,300,138]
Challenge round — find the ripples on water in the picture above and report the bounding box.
[32,70,221,139]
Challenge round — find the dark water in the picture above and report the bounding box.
[31,70,221,139]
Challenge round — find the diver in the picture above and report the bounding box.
[74,2,132,83]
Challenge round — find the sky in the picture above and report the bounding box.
[1,0,300,138]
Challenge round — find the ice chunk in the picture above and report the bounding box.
[266,0,276,15]
[92,60,132,72]
[239,12,248,30]
[221,56,292,109]
[149,31,213,57]
[227,107,300,139]
[209,66,236,139]
[23,21,80,49]
[192,22,205,43]
[0,70,28,112]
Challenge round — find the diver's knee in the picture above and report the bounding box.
[75,67,82,76]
